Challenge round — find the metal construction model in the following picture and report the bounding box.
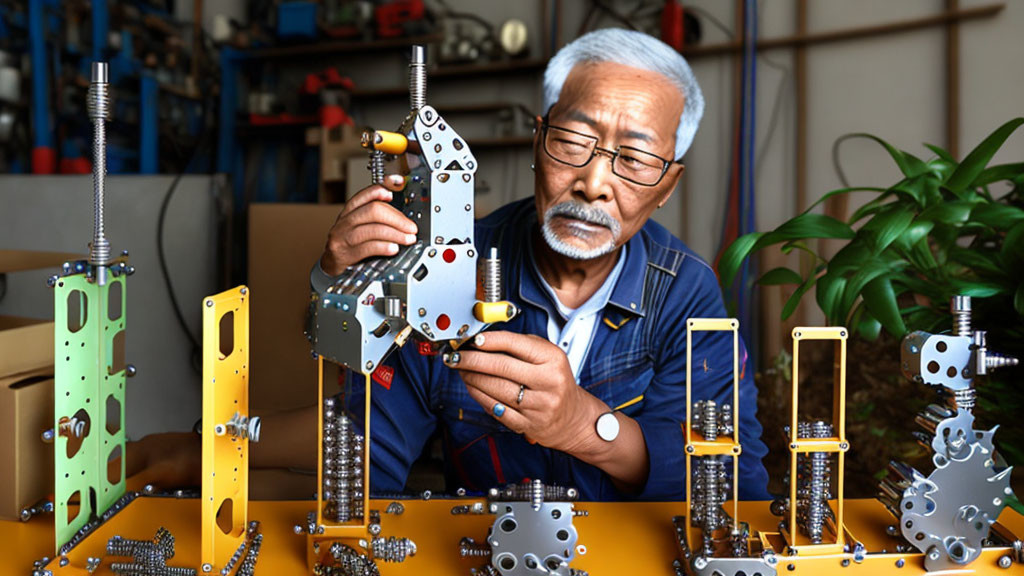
[300,44,517,575]
[308,44,517,376]
[887,295,1018,571]
[455,480,589,576]
[674,309,1022,575]
[48,61,134,554]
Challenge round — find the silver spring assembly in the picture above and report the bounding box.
[531,478,544,511]
[951,295,972,337]
[369,150,386,185]
[409,45,426,111]
[953,388,976,412]
[692,400,718,441]
[371,536,417,562]
[797,421,834,544]
[87,62,112,269]
[459,537,492,558]
[483,247,502,303]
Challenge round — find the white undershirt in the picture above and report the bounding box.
[533,246,627,380]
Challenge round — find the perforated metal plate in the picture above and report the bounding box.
[201,286,250,573]
[53,270,127,552]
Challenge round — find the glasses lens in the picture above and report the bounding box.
[614,147,666,186]
[544,126,596,167]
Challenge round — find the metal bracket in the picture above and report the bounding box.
[201,286,251,573]
[53,266,127,552]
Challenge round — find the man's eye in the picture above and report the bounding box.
[555,138,587,150]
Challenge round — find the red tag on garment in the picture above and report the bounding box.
[371,365,395,390]
[417,341,438,356]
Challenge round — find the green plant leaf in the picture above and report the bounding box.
[850,192,897,224]
[971,203,1024,229]
[861,276,907,337]
[758,267,803,286]
[1003,222,1024,261]
[924,143,954,162]
[806,186,888,215]
[782,274,817,321]
[1015,282,1024,317]
[719,215,855,288]
[890,220,935,253]
[972,162,1024,188]
[816,272,847,323]
[948,279,1008,298]
[717,232,765,289]
[861,206,915,254]
[946,118,1024,192]
[918,201,976,226]
[850,133,930,178]
[857,314,882,340]
[840,258,908,318]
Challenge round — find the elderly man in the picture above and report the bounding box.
[313,28,769,500]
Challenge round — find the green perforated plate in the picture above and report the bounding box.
[53,269,127,552]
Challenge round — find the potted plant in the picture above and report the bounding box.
[718,118,1024,490]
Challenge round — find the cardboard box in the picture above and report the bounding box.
[0,316,53,377]
[248,204,344,412]
[0,367,54,520]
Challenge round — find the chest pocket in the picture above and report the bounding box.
[583,345,654,417]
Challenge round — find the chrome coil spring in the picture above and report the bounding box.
[409,45,426,111]
[483,247,502,303]
[371,536,416,563]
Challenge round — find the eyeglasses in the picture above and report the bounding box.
[540,121,680,187]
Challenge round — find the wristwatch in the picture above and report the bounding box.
[596,412,620,442]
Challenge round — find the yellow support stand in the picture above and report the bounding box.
[200,286,252,574]
[683,318,742,556]
[783,326,850,556]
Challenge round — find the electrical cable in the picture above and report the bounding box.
[157,127,216,375]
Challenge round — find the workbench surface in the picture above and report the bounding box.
[3,497,1024,574]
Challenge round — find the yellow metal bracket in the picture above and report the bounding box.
[684,318,742,556]
[201,286,252,574]
[785,326,849,556]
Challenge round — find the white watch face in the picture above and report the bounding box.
[596,412,620,442]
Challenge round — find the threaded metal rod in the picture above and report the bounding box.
[409,45,426,111]
[88,62,112,270]
[951,295,972,337]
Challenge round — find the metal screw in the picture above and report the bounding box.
[999,555,1013,569]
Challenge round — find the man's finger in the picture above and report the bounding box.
[445,348,540,385]
[469,331,552,365]
[346,200,418,235]
[462,372,532,410]
[464,384,528,433]
[347,222,418,248]
[340,175,406,216]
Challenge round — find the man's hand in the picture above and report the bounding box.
[445,331,608,457]
[126,432,201,491]
[320,174,419,276]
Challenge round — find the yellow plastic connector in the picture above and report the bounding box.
[362,129,408,155]
[473,301,517,324]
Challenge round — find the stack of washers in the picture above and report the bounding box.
[690,457,730,555]
[322,397,364,522]
[796,420,834,544]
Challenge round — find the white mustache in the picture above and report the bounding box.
[544,202,622,238]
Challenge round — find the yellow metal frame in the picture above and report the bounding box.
[684,318,741,556]
[311,358,372,545]
[784,326,849,556]
[201,286,251,573]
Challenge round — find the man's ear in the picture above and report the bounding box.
[657,164,685,209]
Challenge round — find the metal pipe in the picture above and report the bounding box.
[88,63,112,283]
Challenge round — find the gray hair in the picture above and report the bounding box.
[542,28,704,160]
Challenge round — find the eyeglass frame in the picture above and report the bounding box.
[537,117,684,187]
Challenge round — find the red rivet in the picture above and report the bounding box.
[436,314,451,330]
[443,249,456,263]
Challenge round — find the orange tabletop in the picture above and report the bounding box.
[3,497,1024,575]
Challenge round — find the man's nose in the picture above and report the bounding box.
[576,150,615,202]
